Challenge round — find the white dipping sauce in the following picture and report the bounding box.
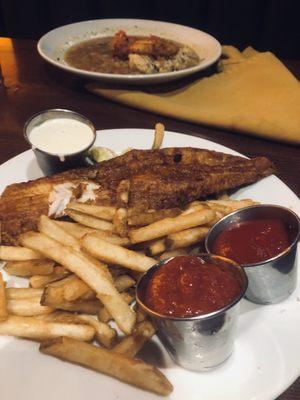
[29,118,94,155]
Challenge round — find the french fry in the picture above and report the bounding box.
[114,179,130,237]
[55,221,130,246]
[0,316,95,341]
[113,207,128,237]
[113,320,156,358]
[29,266,70,288]
[47,274,78,287]
[129,208,215,243]
[181,202,208,215]
[128,208,181,227]
[0,273,8,322]
[127,270,143,282]
[120,291,135,304]
[3,259,55,277]
[0,246,43,261]
[147,238,166,256]
[109,265,140,282]
[95,307,110,323]
[41,297,101,315]
[65,209,114,231]
[186,201,204,208]
[159,247,190,260]
[41,284,65,305]
[38,311,117,348]
[67,203,116,221]
[82,235,156,272]
[41,278,100,314]
[47,268,109,301]
[78,315,117,348]
[40,337,173,396]
[204,201,232,214]
[206,210,225,226]
[53,274,94,302]
[20,232,136,334]
[7,297,53,316]
[38,215,81,251]
[97,292,134,323]
[42,275,95,303]
[68,282,95,301]
[166,226,209,250]
[116,179,130,208]
[152,122,165,150]
[41,312,117,348]
[84,230,130,246]
[80,291,97,301]
[189,246,205,255]
[206,198,258,212]
[217,192,230,200]
[109,266,131,279]
[136,307,147,323]
[6,288,44,300]
[54,221,98,239]
[114,275,135,292]
[35,311,79,322]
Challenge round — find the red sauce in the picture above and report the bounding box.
[212,218,290,265]
[144,255,242,317]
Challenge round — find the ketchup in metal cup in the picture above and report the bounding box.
[211,218,290,265]
[144,255,242,317]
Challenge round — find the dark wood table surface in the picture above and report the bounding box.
[0,37,299,399]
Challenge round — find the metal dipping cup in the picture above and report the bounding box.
[205,205,300,305]
[24,109,96,175]
[136,254,248,372]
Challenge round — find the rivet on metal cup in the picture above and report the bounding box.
[205,204,300,305]
[136,254,248,372]
[24,109,96,175]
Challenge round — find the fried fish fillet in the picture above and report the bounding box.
[0,148,275,245]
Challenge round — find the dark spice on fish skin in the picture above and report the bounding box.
[0,147,275,245]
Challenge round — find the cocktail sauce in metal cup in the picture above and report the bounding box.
[205,205,300,304]
[24,109,96,175]
[136,254,248,372]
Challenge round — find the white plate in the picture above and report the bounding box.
[37,19,221,85]
[0,129,299,400]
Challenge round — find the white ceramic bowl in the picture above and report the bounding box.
[37,18,222,85]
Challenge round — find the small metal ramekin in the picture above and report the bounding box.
[205,204,300,304]
[24,109,96,175]
[136,254,248,372]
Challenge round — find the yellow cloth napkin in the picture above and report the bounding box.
[86,46,300,145]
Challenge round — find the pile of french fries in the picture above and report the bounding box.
[0,195,257,396]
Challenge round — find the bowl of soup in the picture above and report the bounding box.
[37,19,222,84]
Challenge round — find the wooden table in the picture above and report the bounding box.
[0,37,299,400]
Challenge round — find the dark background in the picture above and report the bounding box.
[0,0,300,58]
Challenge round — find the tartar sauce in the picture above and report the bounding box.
[28,118,94,155]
